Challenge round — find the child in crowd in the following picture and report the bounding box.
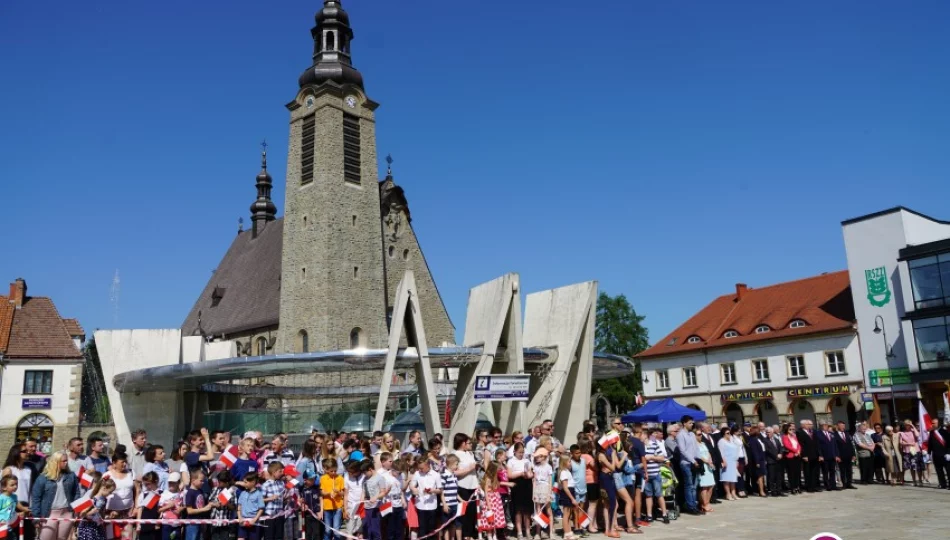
[478,462,506,540]
[410,457,442,540]
[237,473,265,540]
[379,452,407,540]
[320,458,345,540]
[78,475,115,540]
[261,462,287,540]
[233,438,261,486]
[342,460,364,537]
[135,472,162,540]
[531,449,553,540]
[0,475,20,537]
[209,470,238,540]
[159,472,183,540]
[568,445,587,537]
[494,449,514,531]
[183,470,219,540]
[507,443,533,540]
[556,456,578,540]
[440,455,461,540]
[361,460,388,540]
[300,470,323,540]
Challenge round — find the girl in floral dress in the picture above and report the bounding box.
[531,449,553,540]
[478,463,506,540]
[78,476,115,540]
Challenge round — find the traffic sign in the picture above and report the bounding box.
[868,368,911,387]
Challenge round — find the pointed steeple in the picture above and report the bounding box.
[298,0,364,89]
[250,141,277,238]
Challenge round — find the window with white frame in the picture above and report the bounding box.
[683,367,698,388]
[656,370,670,390]
[721,363,737,384]
[687,336,702,344]
[755,325,770,334]
[825,350,846,375]
[789,319,807,329]
[723,330,739,338]
[787,355,806,378]
[752,359,770,381]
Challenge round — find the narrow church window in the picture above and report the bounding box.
[388,245,395,258]
[298,330,309,353]
[350,327,364,349]
[301,115,316,185]
[303,216,307,227]
[301,267,306,281]
[326,31,335,51]
[343,113,361,184]
[353,266,359,279]
[402,249,410,261]
[352,215,357,226]
[256,337,267,356]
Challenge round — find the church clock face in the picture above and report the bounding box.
[344,95,357,109]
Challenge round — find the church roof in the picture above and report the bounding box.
[638,271,854,359]
[181,219,283,337]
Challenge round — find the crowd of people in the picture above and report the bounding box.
[0,415,948,540]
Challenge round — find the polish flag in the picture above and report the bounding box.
[456,501,467,518]
[105,523,123,539]
[79,468,96,489]
[71,496,93,514]
[379,501,393,517]
[598,432,619,450]
[635,393,644,407]
[217,488,234,506]
[532,512,550,529]
[143,491,160,510]
[552,484,560,495]
[220,445,239,469]
[285,478,300,490]
[920,402,933,452]
[0,523,10,539]
[356,502,365,519]
[578,510,591,529]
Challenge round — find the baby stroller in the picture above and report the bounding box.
[659,464,679,520]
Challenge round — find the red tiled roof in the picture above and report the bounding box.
[638,271,854,359]
[5,296,83,359]
[0,295,13,353]
[63,318,85,338]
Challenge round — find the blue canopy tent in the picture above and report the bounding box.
[621,398,707,423]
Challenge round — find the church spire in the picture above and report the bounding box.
[250,140,277,238]
[298,0,364,90]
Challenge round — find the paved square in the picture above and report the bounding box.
[610,484,950,540]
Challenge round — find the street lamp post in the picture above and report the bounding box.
[873,315,898,424]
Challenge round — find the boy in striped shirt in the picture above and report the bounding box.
[440,455,460,540]
[643,428,670,524]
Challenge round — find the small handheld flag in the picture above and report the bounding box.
[220,445,239,469]
[71,496,93,514]
[79,468,96,489]
[356,502,365,519]
[456,501,467,518]
[285,478,300,490]
[598,432,619,450]
[578,510,591,529]
[532,512,551,529]
[217,488,234,506]
[0,524,10,539]
[379,501,393,517]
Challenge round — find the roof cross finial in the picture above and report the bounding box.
[260,139,268,169]
[386,153,393,176]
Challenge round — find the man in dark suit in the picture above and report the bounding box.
[747,425,768,496]
[834,421,856,489]
[817,422,839,491]
[798,420,820,492]
[700,422,724,502]
[927,418,950,489]
[763,427,786,496]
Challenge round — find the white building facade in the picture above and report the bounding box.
[638,272,866,426]
[842,206,950,424]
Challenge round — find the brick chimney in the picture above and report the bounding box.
[735,283,748,301]
[9,278,26,308]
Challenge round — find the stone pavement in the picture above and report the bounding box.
[606,483,950,540]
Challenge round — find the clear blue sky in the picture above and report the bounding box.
[3,1,949,345]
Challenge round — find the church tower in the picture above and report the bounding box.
[277,0,388,353]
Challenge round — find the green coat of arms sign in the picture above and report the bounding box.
[865,266,891,307]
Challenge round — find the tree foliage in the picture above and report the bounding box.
[593,292,649,412]
[80,337,113,424]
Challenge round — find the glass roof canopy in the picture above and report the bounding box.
[112,346,634,393]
